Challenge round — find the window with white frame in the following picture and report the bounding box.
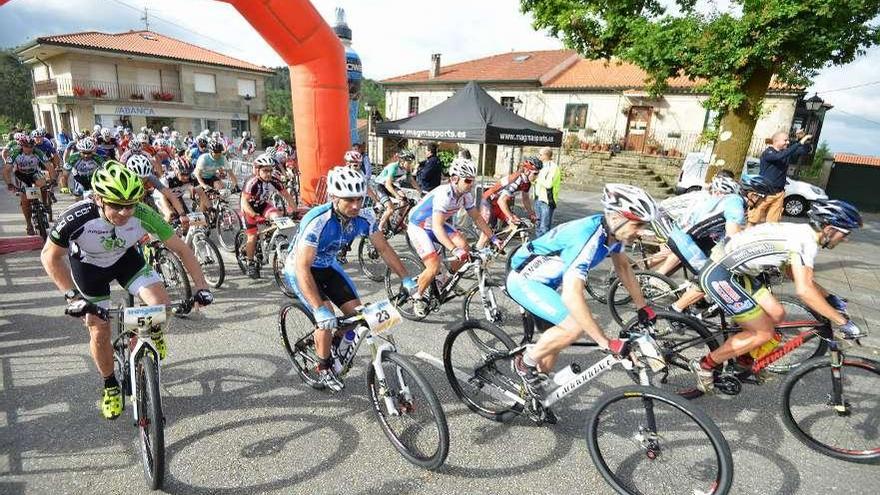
[563,104,589,130]
[237,79,256,98]
[501,97,516,111]
[194,73,216,94]
[408,96,419,116]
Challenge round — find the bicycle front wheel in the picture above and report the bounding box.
[367,352,449,470]
[780,355,880,463]
[136,354,166,490]
[607,270,681,327]
[357,235,386,282]
[193,234,225,288]
[155,250,192,315]
[278,302,325,390]
[586,385,733,495]
[272,243,297,298]
[215,203,240,252]
[443,320,523,422]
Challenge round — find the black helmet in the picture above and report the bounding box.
[209,140,225,153]
[740,175,775,196]
[808,199,863,231]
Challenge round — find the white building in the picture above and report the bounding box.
[380,50,803,169]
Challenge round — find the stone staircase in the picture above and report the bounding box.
[562,151,678,198]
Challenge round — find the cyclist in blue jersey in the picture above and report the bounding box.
[282,167,415,391]
[406,158,501,317]
[507,183,659,390]
[195,140,238,192]
[31,128,62,171]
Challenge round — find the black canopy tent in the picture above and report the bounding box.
[376,81,562,147]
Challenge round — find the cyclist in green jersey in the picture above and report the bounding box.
[373,149,419,232]
[41,161,214,420]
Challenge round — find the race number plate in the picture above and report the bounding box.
[186,212,207,227]
[272,216,296,230]
[363,299,402,336]
[122,305,167,331]
[24,186,40,200]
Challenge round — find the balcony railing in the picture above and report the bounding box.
[34,77,181,102]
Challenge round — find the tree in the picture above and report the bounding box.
[522,0,880,177]
[358,79,385,119]
[0,49,35,131]
[259,114,292,147]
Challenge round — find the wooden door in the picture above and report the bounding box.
[625,106,652,152]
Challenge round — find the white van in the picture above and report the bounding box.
[675,152,828,216]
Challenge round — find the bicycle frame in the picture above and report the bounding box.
[750,324,831,375]
[109,305,165,424]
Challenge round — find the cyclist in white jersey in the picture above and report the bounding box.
[689,199,865,392]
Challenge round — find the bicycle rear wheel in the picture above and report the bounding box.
[443,320,523,422]
[136,354,166,490]
[780,355,880,463]
[32,204,50,240]
[586,385,733,495]
[278,302,325,390]
[461,281,525,344]
[215,203,240,252]
[765,296,829,374]
[367,352,449,470]
[192,234,225,288]
[607,270,681,327]
[357,235,386,282]
[234,231,249,274]
[622,310,718,399]
[154,250,192,315]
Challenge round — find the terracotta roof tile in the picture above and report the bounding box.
[384,49,797,92]
[382,49,578,84]
[36,30,273,74]
[834,153,880,167]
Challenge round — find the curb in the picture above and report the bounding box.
[0,236,45,255]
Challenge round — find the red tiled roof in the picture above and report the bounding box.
[834,153,880,167]
[35,30,273,74]
[384,49,797,92]
[382,50,578,84]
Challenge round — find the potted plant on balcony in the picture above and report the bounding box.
[72,86,86,97]
[89,88,107,98]
[151,91,175,102]
[130,92,145,100]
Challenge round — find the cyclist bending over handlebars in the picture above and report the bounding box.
[40,162,213,420]
[507,184,660,391]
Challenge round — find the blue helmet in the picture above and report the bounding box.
[809,199,863,230]
[740,174,775,196]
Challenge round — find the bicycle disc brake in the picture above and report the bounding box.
[714,373,742,395]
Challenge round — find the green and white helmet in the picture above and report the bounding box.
[92,161,145,205]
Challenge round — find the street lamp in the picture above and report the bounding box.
[242,93,254,135]
[804,93,824,112]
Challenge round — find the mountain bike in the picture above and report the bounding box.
[443,319,733,494]
[358,193,418,282]
[173,212,225,288]
[67,301,168,489]
[234,215,296,280]
[18,183,51,240]
[141,237,192,315]
[278,299,450,470]
[201,187,240,252]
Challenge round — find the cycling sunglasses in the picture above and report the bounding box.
[104,202,136,212]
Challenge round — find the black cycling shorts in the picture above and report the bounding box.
[289,264,359,312]
[70,247,160,306]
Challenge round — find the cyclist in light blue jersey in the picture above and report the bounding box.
[194,140,238,191]
[282,167,414,391]
[507,183,660,390]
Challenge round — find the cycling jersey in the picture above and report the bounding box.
[95,137,118,159]
[374,161,411,185]
[196,153,226,179]
[34,139,57,159]
[118,149,152,165]
[160,175,195,199]
[65,152,105,189]
[49,200,174,268]
[682,194,746,242]
[289,202,377,269]
[9,149,48,175]
[482,171,531,203]
[243,176,283,209]
[509,214,623,289]
[408,183,476,228]
[188,146,207,163]
[659,190,708,225]
[713,222,818,276]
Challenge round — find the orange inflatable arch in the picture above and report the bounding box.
[224,0,348,204]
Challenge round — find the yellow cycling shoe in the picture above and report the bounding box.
[102,385,123,420]
[150,329,167,360]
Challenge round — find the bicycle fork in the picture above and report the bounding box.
[369,339,413,416]
[828,345,850,415]
[127,338,163,426]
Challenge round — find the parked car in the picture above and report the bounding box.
[675,152,828,216]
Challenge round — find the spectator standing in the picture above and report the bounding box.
[533,146,561,236]
[748,131,812,225]
[353,141,371,178]
[416,142,442,192]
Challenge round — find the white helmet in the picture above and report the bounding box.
[126,154,154,178]
[161,126,170,133]
[128,139,143,152]
[449,157,477,179]
[710,176,741,196]
[93,124,102,133]
[101,128,111,139]
[76,137,97,153]
[211,131,221,140]
[242,131,250,138]
[602,183,657,222]
[140,126,148,133]
[253,154,275,169]
[137,133,150,144]
[327,166,366,198]
[343,150,362,164]
[171,130,180,139]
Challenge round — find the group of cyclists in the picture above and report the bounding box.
[1,123,869,488]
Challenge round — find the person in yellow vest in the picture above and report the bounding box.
[534,147,561,236]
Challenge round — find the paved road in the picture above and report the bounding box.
[1,189,879,494]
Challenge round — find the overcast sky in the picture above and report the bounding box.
[1,0,878,156]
